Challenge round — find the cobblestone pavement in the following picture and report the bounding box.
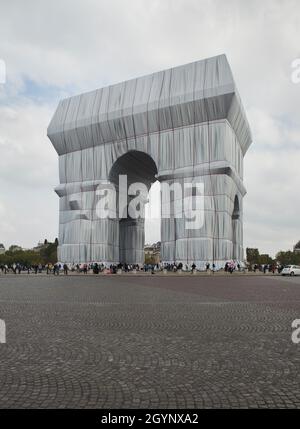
[0,274,300,408]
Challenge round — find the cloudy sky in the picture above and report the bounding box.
[0,0,299,257]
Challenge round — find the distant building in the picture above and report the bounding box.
[32,241,49,253]
[0,244,5,255]
[144,242,161,264]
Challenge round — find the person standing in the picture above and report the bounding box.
[53,263,59,275]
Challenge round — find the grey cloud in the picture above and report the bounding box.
[0,0,299,254]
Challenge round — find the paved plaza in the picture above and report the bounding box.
[0,273,300,408]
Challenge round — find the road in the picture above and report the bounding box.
[0,274,299,408]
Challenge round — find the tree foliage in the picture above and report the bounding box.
[246,243,300,266]
[0,240,58,266]
[275,250,300,265]
[246,248,260,265]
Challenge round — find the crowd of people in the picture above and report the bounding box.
[1,260,286,276]
[250,263,284,274]
[0,260,248,275]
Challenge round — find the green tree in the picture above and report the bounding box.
[40,241,58,264]
[276,250,300,266]
[258,254,274,265]
[246,248,260,265]
[0,239,58,266]
[9,244,22,252]
[294,240,300,250]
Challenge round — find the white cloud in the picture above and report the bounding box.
[244,146,300,256]
[0,101,58,248]
[0,102,57,187]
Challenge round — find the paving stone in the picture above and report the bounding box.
[0,274,299,408]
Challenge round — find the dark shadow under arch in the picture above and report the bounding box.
[109,150,158,188]
[109,150,159,264]
[232,195,240,260]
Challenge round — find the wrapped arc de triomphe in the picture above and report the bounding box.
[48,54,252,268]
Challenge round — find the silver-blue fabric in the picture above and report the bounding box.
[48,54,252,267]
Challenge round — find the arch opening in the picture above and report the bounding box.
[232,195,240,260]
[232,195,240,220]
[109,151,159,265]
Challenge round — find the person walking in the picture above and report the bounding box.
[63,263,68,275]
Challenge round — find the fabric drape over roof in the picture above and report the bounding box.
[48,54,251,156]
